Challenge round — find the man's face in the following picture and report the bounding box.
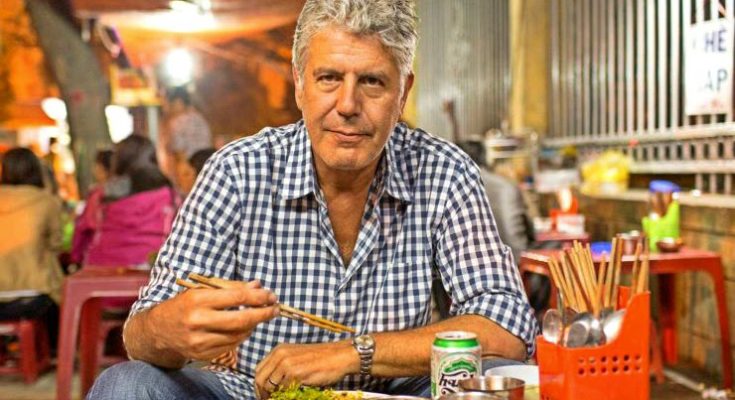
[294,26,414,175]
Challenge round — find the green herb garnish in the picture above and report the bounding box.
[270,383,363,400]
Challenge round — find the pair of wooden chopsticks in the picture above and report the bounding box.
[175,273,356,334]
[548,241,601,315]
[548,238,649,316]
[600,237,650,308]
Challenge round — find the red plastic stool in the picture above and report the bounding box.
[79,299,132,397]
[0,318,51,383]
[97,318,127,366]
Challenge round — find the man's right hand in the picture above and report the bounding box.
[124,279,279,367]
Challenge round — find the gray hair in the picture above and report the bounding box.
[292,0,418,81]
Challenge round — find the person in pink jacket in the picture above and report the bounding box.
[81,135,179,268]
[70,150,112,266]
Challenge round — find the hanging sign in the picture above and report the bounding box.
[110,65,159,107]
[685,19,734,115]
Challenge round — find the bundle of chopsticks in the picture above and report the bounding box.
[176,273,355,334]
[547,237,649,316]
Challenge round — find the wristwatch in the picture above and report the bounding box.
[352,334,375,376]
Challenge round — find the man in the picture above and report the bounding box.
[88,1,537,399]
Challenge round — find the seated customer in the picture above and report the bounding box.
[0,147,64,346]
[89,2,536,399]
[70,149,113,266]
[457,140,534,263]
[81,135,179,267]
[176,147,216,197]
[458,141,558,314]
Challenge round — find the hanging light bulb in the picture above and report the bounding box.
[41,97,67,121]
[164,48,195,86]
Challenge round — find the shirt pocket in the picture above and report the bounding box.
[370,257,433,332]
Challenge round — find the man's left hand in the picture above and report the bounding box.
[254,340,359,398]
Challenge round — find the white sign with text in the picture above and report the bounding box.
[685,19,734,115]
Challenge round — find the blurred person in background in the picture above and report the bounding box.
[160,87,212,191]
[458,141,556,314]
[176,147,216,197]
[70,149,113,266]
[0,147,64,347]
[457,141,534,263]
[79,135,179,268]
[93,149,114,186]
[44,137,80,202]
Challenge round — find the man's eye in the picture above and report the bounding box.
[318,75,338,82]
[363,76,383,86]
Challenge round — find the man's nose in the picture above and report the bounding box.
[335,81,361,118]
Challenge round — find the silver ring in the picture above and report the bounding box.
[267,377,279,387]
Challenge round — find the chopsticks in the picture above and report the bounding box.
[548,237,650,316]
[175,273,356,334]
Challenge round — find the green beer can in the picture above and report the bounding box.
[431,331,482,399]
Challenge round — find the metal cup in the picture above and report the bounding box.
[619,231,643,255]
[458,376,524,400]
[439,393,501,400]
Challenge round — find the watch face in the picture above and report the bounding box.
[356,335,374,347]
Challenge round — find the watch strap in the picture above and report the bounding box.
[353,335,375,376]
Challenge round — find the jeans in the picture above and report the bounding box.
[86,361,230,400]
[86,358,525,399]
[385,375,432,397]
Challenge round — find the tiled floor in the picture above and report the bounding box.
[0,367,714,400]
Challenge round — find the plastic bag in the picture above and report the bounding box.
[580,150,631,195]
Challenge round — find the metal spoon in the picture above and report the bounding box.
[542,309,563,344]
[599,307,614,320]
[563,321,589,348]
[586,315,606,346]
[602,309,626,342]
[562,307,578,327]
[563,312,593,348]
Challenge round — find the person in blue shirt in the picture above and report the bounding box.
[88,1,537,399]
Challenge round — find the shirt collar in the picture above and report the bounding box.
[278,121,413,204]
[278,121,317,201]
[382,126,413,203]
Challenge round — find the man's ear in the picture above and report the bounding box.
[399,72,415,112]
[292,66,303,111]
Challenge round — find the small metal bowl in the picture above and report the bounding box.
[458,376,524,400]
[438,392,501,400]
[656,237,683,253]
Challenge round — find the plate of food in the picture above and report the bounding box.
[336,391,391,399]
[270,385,389,399]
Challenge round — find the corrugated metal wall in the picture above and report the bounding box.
[416,0,510,141]
[547,0,735,194]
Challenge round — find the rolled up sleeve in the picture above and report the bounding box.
[433,165,539,357]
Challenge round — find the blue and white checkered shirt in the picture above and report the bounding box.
[130,121,538,399]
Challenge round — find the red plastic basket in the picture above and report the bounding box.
[537,287,650,400]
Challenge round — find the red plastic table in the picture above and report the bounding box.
[519,247,732,389]
[56,267,150,400]
[534,230,590,245]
